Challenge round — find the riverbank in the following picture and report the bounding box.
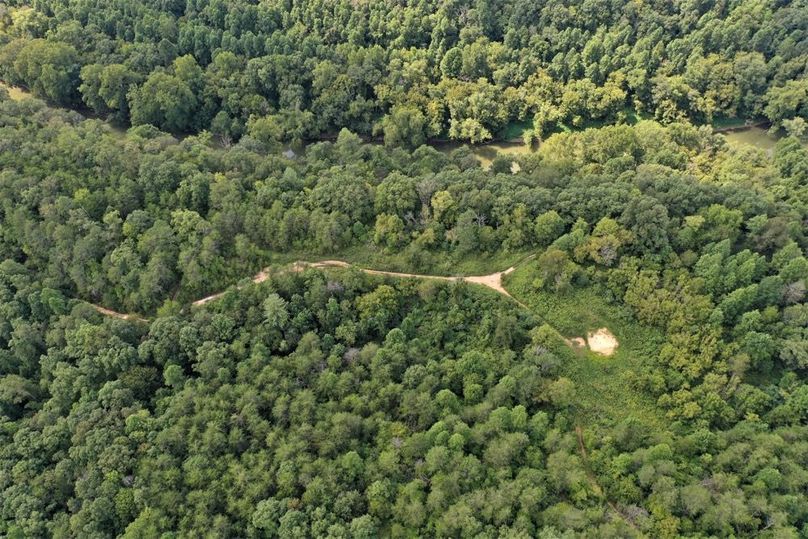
[3,83,795,161]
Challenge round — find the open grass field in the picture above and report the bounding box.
[504,263,668,431]
[497,119,534,141]
[555,107,652,133]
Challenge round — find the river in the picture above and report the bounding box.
[3,82,799,160]
[453,125,803,169]
[722,126,790,152]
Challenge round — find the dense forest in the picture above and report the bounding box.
[1,0,808,537]
[0,0,807,143]
[1,87,808,537]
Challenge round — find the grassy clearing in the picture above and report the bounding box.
[432,139,536,169]
[555,108,651,133]
[470,141,535,169]
[504,263,667,430]
[193,244,667,430]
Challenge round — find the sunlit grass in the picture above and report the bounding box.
[555,107,652,133]
[498,119,533,141]
[504,263,667,430]
[0,82,31,101]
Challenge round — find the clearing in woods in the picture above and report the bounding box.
[91,257,624,358]
[88,254,647,427]
[503,263,665,429]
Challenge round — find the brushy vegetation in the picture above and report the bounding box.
[506,264,667,430]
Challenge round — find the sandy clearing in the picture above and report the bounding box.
[252,268,271,282]
[192,293,223,306]
[90,304,149,322]
[587,328,618,356]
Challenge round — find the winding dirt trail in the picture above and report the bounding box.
[87,257,532,320]
[215,258,590,348]
[87,256,601,357]
[85,255,630,529]
[88,304,149,322]
[192,259,526,306]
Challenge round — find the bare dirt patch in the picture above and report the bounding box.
[465,266,512,295]
[586,328,618,356]
[570,337,587,348]
[90,303,149,323]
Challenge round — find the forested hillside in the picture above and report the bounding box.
[1,93,806,315]
[1,0,808,537]
[0,0,806,143]
[1,87,808,537]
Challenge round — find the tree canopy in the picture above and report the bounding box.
[0,1,807,536]
[0,0,805,140]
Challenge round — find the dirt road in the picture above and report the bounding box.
[87,256,620,357]
[88,304,149,322]
[88,256,541,325]
[89,259,525,320]
[191,259,523,306]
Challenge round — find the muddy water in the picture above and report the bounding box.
[723,126,784,152]
[438,126,796,168]
[432,140,536,169]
